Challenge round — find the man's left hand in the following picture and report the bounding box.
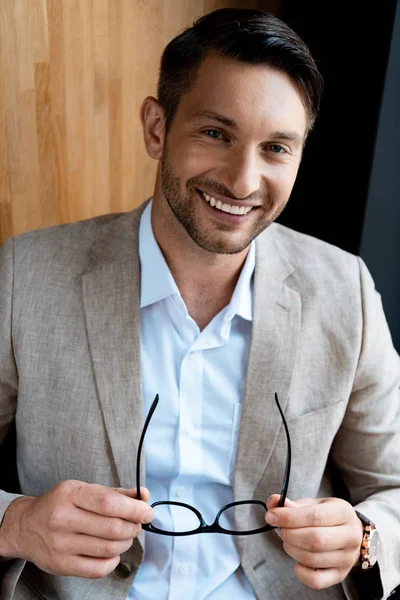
[265,494,364,590]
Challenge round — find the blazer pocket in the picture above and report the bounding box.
[272,399,346,494]
[282,399,346,441]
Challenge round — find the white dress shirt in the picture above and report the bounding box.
[128,201,257,600]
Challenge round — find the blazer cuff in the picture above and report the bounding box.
[342,562,383,600]
[342,500,400,599]
[0,491,25,562]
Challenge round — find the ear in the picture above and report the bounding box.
[140,96,166,160]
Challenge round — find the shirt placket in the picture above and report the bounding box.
[168,313,203,599]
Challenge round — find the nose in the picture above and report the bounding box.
[221,147,261,200]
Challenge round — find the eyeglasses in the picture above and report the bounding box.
[136,393,291,536]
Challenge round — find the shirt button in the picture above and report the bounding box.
[183,425,191,436]
[175,487,185,498]
[179,564,190,575]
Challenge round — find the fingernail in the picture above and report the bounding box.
[144,508,154,523]
[266,512,278,525]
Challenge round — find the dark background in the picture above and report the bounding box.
[277,0,400,352]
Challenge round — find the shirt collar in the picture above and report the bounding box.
[226,240,254,322]
[139,201,180,307]
[139,200,254,322]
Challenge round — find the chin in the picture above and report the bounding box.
[190,233,254,255]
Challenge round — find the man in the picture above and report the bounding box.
[0,7,399,600]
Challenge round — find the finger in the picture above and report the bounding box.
[266,494,299,511]
[265,498,349,528]
[267,495,322,510]
[71,483,154,524]
[266,495,296,540]
[280,524,359,553]
[69,533,134,559]
[282,541,356,570]
[294,562,349,591]
[55,555,121,579]
[116,487,151,503]
[294,497,328,506]
[71,507,143,540]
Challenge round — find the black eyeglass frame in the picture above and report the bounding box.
[136,393,291,536]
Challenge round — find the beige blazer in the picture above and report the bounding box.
[0,200,399,600]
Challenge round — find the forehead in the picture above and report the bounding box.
[177,54,308,137]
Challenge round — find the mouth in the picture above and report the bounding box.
[195,188,260,217]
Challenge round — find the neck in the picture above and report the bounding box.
[150,198,250,329]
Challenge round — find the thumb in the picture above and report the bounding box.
[115,487,151,503]
[266,494,299,511]
[266,495,299,540]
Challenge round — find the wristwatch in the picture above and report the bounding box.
[354,510,380,570]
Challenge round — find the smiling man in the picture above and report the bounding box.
[0,8,399,600]
[152,57,306,252]
[143,50,309,331]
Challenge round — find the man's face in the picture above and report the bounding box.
[158,54,308,254]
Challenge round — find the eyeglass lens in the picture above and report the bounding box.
[151,501,269,534]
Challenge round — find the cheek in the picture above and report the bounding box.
[267,163,300,198]
[174,148,218,184]
[185,141,219,164]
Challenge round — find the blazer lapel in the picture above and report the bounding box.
[82,202,149,490]
[234,226,302,504]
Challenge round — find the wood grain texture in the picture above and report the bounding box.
[0,0,278,243]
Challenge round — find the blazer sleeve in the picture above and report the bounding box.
[0,237,25,559]
[332,256,400,599]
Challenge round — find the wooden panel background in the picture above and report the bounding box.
[0,0,278,244]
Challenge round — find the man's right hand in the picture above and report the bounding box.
[0,480,154,579]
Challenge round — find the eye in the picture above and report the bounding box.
[203,129,224,140]
[267,144,287,154]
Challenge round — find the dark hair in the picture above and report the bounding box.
[157,8,323,134]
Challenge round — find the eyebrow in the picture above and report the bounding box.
[190,110,304,144]
[191,110,238,130]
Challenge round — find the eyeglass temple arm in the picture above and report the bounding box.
[135,393,290,506]
[274,392,292,507]
[136,394,159,501]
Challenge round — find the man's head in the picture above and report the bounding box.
[158,8,322,137]
[141,8,323,255]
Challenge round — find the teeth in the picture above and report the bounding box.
[201,191,253,215]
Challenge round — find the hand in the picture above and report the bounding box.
[265,495,364,590]
[0,480,153,579]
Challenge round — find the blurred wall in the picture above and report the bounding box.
[0,0,280,245]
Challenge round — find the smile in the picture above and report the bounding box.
[199,190,254,216]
